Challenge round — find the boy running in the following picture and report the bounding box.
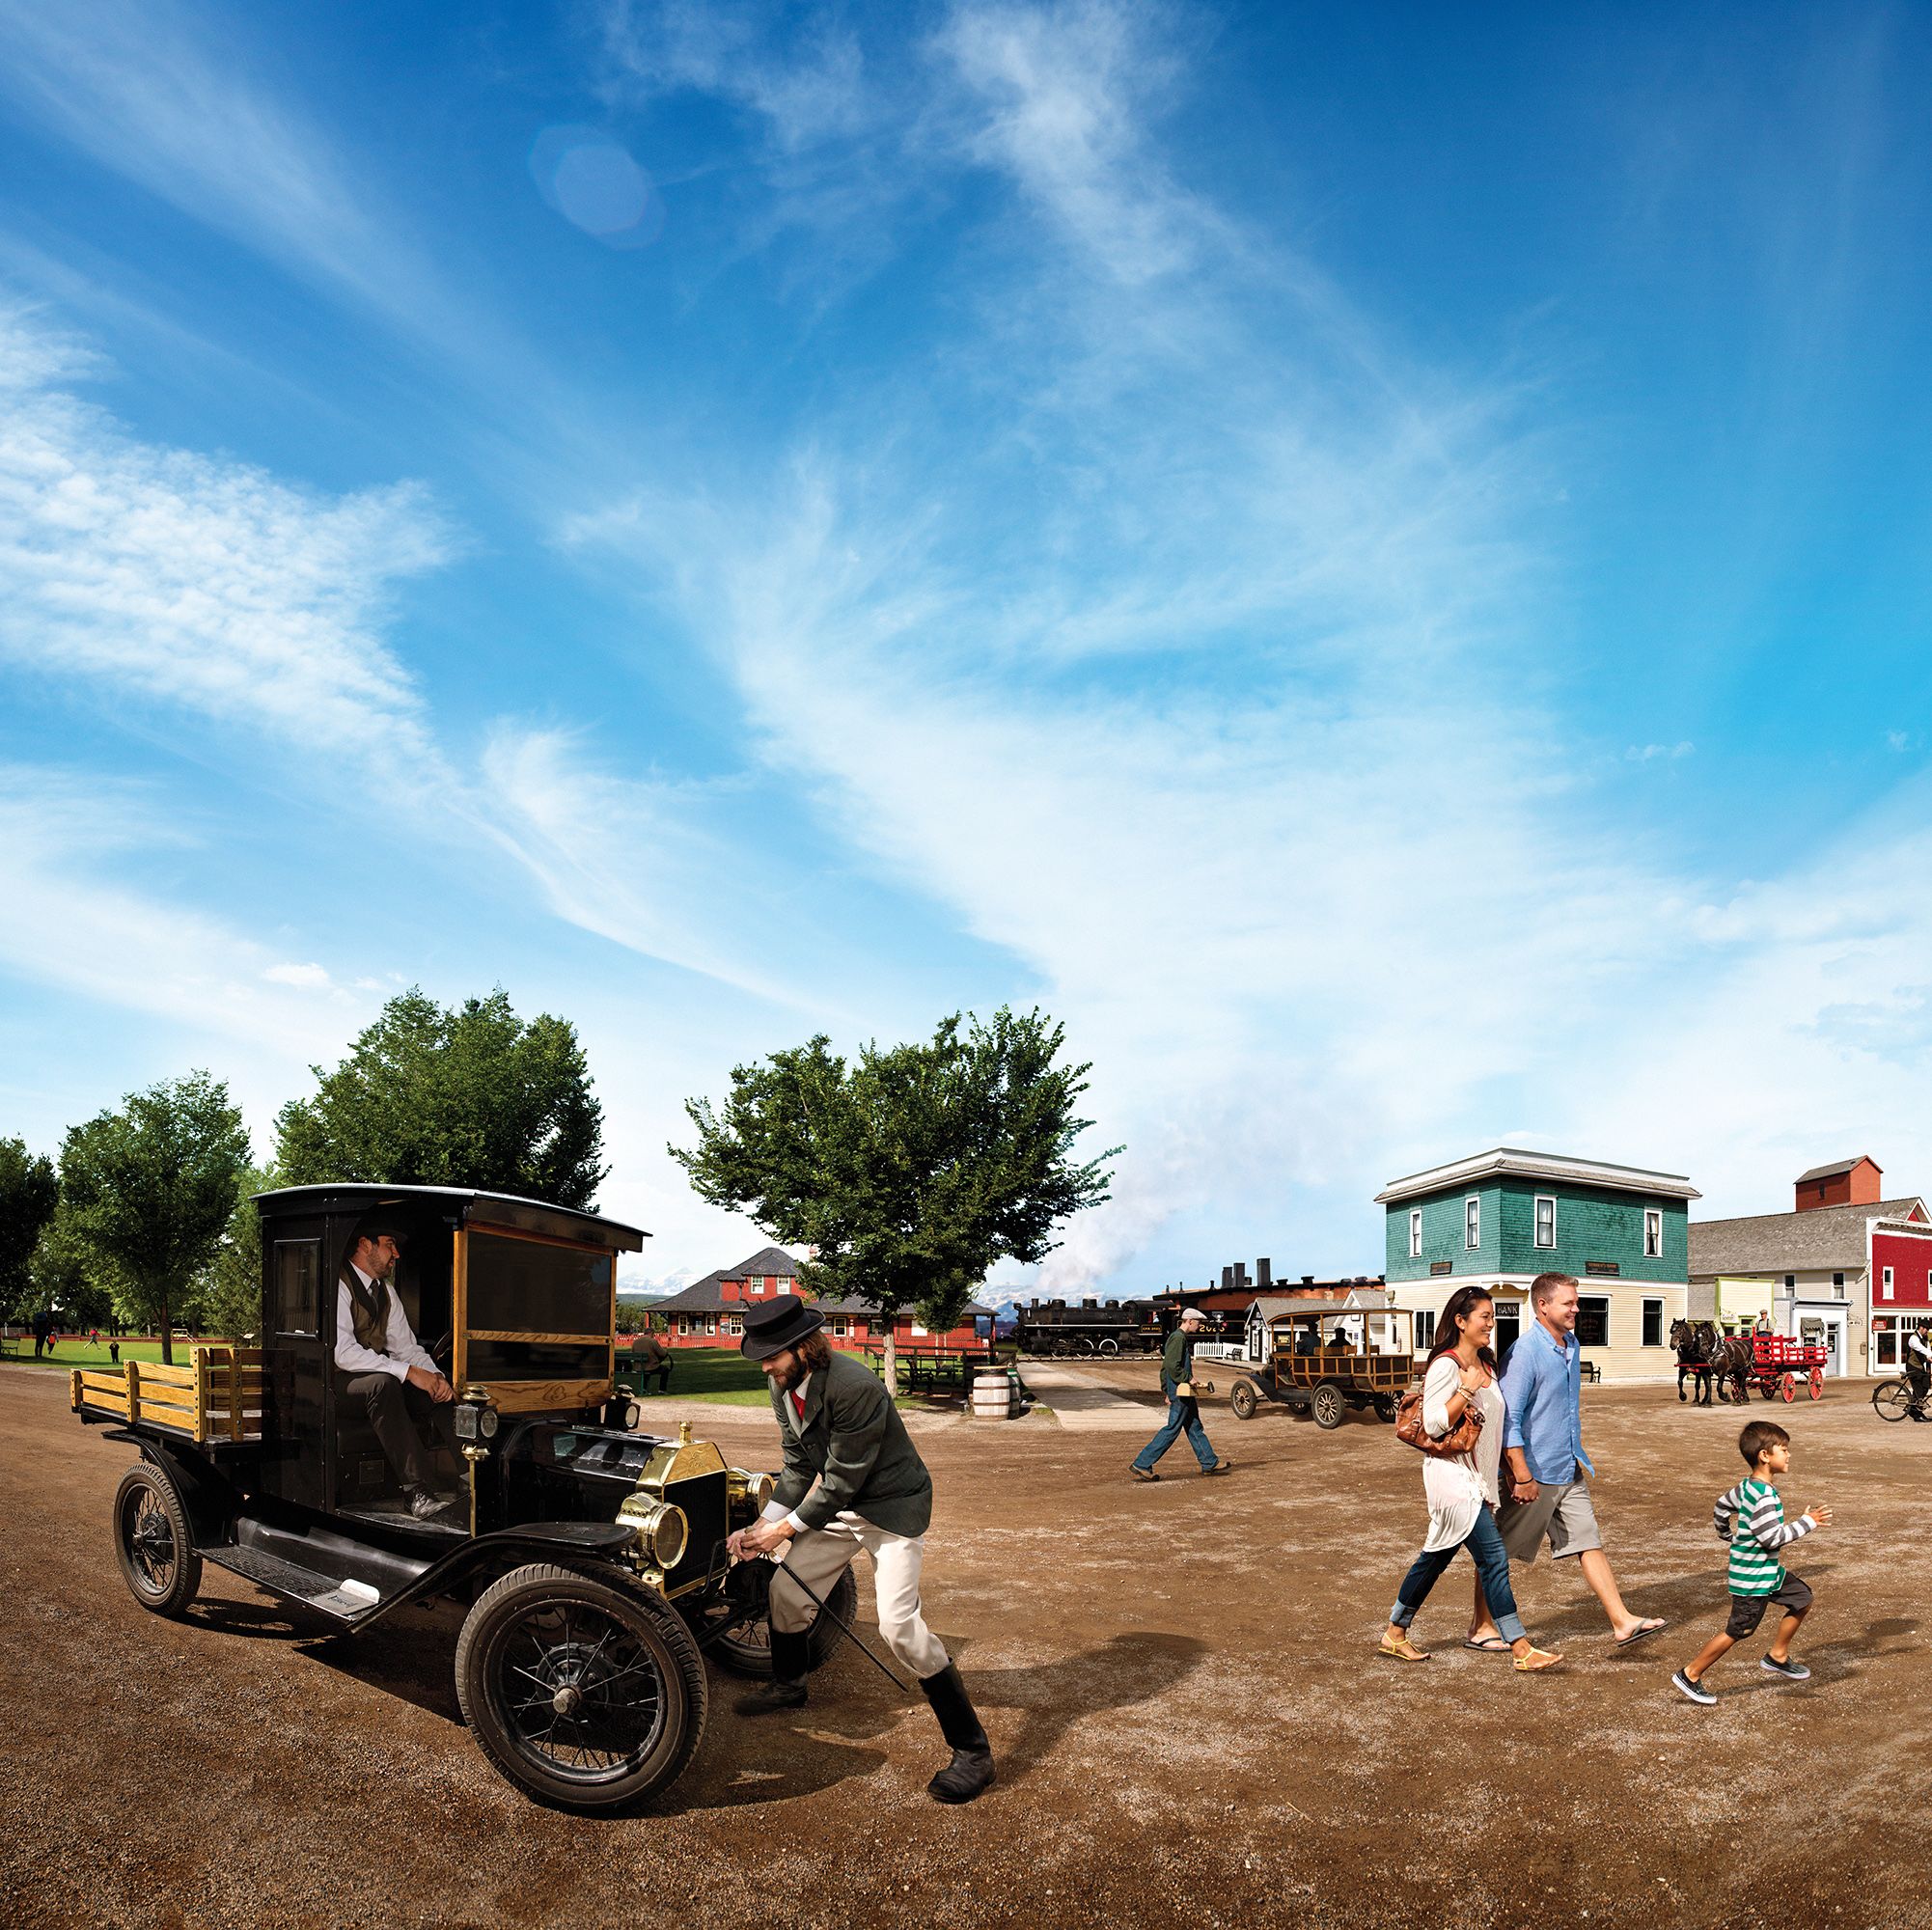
[1671,1419,1831,1705]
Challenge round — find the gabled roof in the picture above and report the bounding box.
[1689,1198,1929,1277]
[650,1271,731,1312]
[1795,1156,1879,1184]
[724,1246,801,1281]
[1375,1148,1698,1205]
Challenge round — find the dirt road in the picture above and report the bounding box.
[2,1362,1922,1929]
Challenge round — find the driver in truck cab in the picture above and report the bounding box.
[335,1219,462,1521]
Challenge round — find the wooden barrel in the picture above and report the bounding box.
[970,1369,1016,1420]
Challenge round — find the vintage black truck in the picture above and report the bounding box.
[71,1182,851,1812]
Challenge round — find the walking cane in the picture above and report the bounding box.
[759,1551,911,1692]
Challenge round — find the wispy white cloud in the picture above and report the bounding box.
[1626,740,1695,761]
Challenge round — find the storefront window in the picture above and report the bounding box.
[1577,1295,1611,1348]
[1875,1317,1895,1365]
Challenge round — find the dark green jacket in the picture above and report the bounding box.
[1162,1328,1195,1388]
[770,1348,934,1537]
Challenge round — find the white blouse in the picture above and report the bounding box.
[1419,1354,1505,1553]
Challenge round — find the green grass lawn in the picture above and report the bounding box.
[617,1346,963,1411]
[0,1337,234,1371]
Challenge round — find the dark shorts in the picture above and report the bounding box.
[1725,1573,1812,1640]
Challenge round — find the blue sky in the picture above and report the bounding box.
[5,0,1932,1298]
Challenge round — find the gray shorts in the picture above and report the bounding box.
[1725,1573,1811,1640]
[1499,1476,1603,1563]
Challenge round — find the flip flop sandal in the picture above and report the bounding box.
[1462,1636,1513,1653]
[1615,1618,1668,1647]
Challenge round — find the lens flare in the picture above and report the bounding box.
[529,125,665,249]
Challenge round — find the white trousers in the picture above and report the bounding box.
[770,1512,950,1679]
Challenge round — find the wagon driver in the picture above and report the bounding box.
[335,1218,462,1521]
[725,1292,997,1805]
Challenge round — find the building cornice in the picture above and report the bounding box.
[1375,1147,1699,1206]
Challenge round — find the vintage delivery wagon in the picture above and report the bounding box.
[70,1183,853,1812]
[1223,1301,1418,1428]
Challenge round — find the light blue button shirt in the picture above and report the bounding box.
[1500,1320,1594,1485]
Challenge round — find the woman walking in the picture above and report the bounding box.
[1379,1285,1561,1671]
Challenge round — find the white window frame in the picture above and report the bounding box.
[1882,1266,1894,1301]
[1408,1209,1421,1259]
[1465,1197,1480,1251]
[1412,1310,1432,1356]
[1576,1294,1612,1349]
[1642,1297,1664,1347]
[1643,1208,1663,1258]
[1534,1195,1557,1251]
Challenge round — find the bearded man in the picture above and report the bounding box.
[725,1292,996,1805]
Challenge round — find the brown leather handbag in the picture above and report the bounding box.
[1394,1377,1483,1457]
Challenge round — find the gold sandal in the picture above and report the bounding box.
[1513,1644,1563,1672]
[1377,1633,1430,1662]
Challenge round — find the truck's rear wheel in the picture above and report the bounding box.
[113,1462,201,1618]
[455,1563,706,1812]
[1311,1384,1344,1429]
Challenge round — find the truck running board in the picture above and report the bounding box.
[204,1545,386,1624]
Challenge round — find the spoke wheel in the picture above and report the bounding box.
[1311,1384,1344,1430]
[691,1561,858,1679]
[113,1462,201,1618]
[1873,1379,1913,1422]
[456,1564,706,1812]
[1229,1381,1258,1420]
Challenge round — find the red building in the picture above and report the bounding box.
[648,1246,992,1354]
[1795,1155,1885,1212]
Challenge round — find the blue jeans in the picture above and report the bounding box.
[1133,1381,1217,1472]
[1390,1503,1526,1642]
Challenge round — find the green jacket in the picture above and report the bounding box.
[1162,1328,1195,1388]
[770,1348,934,1537]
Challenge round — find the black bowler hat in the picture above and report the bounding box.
[740,1292,824,1362]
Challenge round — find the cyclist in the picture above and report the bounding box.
[1907,1321,1932,1421]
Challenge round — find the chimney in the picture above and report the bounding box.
[1221,1264,1234,1290]
[1302,1274,1314,1286]
[1256,1257,1272,1289]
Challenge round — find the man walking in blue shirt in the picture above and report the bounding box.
[1468,1272,1666,1649]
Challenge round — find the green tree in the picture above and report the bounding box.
[0,1136,59,1324]
[275,988,607,1209]
[32,1204,122,1331]
[673,1007,1117,1392]
[189,1163,280,1341]
[60,1071,252,1365]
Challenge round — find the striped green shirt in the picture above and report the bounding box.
[1715,1477,1813,1596]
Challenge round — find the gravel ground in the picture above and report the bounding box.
[2,1361,1924,1930]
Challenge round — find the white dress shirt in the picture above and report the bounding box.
[1909,1332,1932,1365]
[334,1263,438,1381]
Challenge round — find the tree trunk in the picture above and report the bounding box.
[159,1287,174,1367]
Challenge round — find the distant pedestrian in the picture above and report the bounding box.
[1130,1309,1230,1481]
[630,1329,674,1394]
[1378,1286,1561,1670]
[109,1340,120,1365]
[31,1310,50,1360]
[1671,1420,1830,1704]
[1906,1322,1931,1420]
[1466,1272,1667,1650]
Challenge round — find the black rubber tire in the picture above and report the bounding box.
[1311,1384,1344,1430]
[1228,1381,1258,1420]
[699,1563,859,1679]
[1873,1379,1912,1422]
[455,1563,707,1813]
[1373,1395,1398,1423]
[113,1461,202,1617]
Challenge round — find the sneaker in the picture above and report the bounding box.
[1760,1655,1811,1681]
[1130,1465,1160,1482]
[1670,1669,1717,1705]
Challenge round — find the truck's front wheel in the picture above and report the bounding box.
[455,1563,707,1812]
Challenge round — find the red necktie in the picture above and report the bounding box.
[790,1390,806,1420]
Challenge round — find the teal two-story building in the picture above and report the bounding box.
[1374,1148,1699,1382]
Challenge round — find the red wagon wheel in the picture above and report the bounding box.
[1808,1367,1824,1400]
[1780,1372,1796,1403]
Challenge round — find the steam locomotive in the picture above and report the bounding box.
[1010,1295,1168,1357]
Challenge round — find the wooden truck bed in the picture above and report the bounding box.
[70,1345,265,1445]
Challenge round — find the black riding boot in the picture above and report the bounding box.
[735,1628,811,1715]
[919,1662,996,1804]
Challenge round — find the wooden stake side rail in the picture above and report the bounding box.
[69,1344,265,1444]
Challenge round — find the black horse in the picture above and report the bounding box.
[1707,1330,1755,1404]
[1670,1318,1716,1404]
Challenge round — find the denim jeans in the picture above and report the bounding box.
[1133,1381,1217,1473]
[1390,1503,1526,1642]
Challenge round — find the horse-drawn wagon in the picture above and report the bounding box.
[1224,1303,1417,1428]
[1741,1333,1827,1403]
[1671,1320,1825,1404]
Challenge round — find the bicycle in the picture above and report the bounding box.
[1872,1377,1927,1422]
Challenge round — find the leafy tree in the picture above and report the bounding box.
[673,1007,1117,1392]
[0,1137,59,1324]
[275,988,607,1209]
[60,1072,252,1365]
[190,1164,280,1341]
[31,1205,122,1331]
